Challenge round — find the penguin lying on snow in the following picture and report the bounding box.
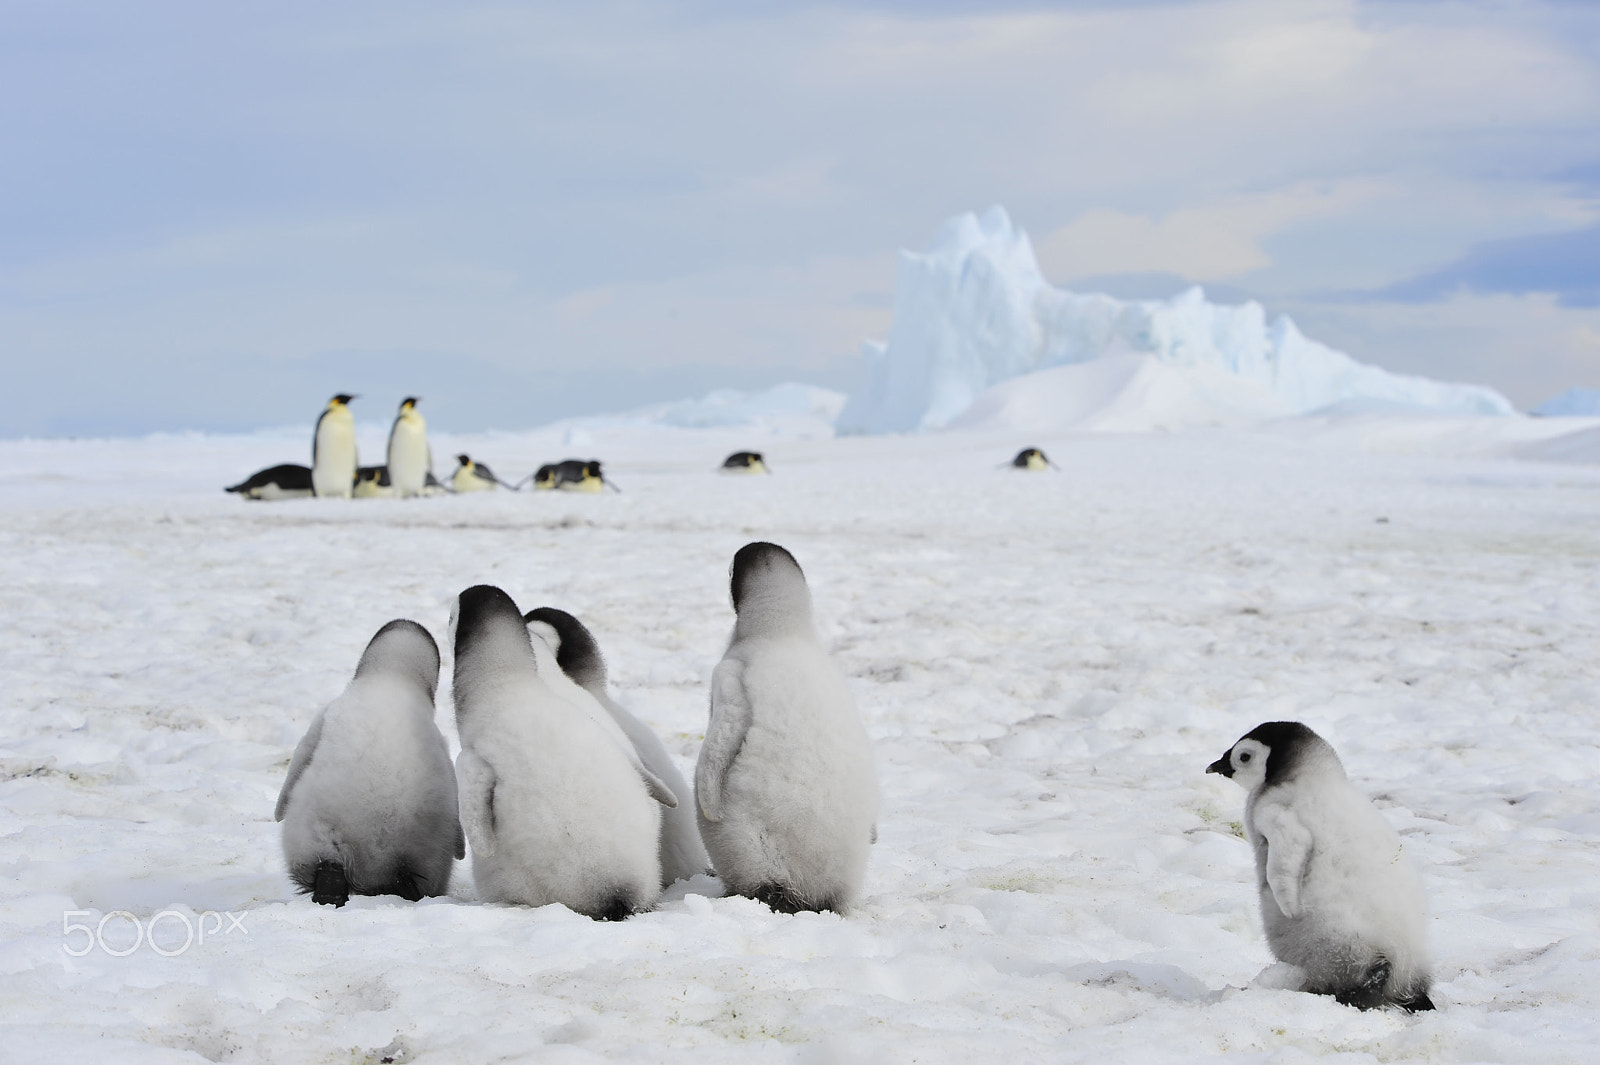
[276,620,463,906]
[524,459,617,492]
[720,451,768,474]
[523,607,711,888]
[1009,447,1056,471]
[451,454,512,492]
[353,465,393,499]
[1208,722,1435,1011]
[226,464,313,500]
[451,585,676,918]
[312,394,359,498]
[695,542,878,913]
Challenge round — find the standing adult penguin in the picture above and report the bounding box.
[523,606,711,887]
[695,542,878,913]
[275,620,462,906]
[1207,722,1434,1011]
[451,585,674,918]
[387,397,433,498]
[312,394,359,498]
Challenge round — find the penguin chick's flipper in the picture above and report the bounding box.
[274,711,326,821]
[695,658,753,822]
[454,819,466,861]
[637,764,679,809]
[1334,956,1393,1012]
[1254,802,1313,919]
[455,748,499,858]
[312,860,350,907]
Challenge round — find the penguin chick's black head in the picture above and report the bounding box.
[523,606,607,690]
[1207,720,1326,787]
[357,619,441,697]
[453,585,526,654]
[730,541,807,613]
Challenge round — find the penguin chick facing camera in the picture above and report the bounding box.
[451,585,674,919]
[720,451,768,475]
[275,620,463,906]
[523,606,711,888]
[1208,722,1434,1011]
[695,542,879,913]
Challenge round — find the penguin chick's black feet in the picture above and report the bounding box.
[751,882,834,915]
[386,867,425,903]
[1333,956,1393,1011]
[312,860,350,907]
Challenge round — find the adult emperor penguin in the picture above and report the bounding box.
[225,464,313,500]
[523,606,711,887]
[311,394,359,498]
[451,454,507,492]
[451,585,676,918]
[720,451,768,474]
[1207,722,1434,1011]
[1010,447,1055,471]
[275,620,463,906]
[695,542,878,913]
[387,397,433,498]
[353,465,393,498]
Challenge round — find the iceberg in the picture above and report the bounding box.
[1531,388,1600,417]
[837,207,1515,434]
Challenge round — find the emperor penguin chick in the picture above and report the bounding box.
[451,585,672,919]
[276,620,463,906]
[695,542,878,913]
[387,397,434,498]
[311,394,359,498]
[523,606,711,887]
[1208,722,1434,1011]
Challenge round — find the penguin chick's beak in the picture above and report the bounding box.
[1206,753,1234,777]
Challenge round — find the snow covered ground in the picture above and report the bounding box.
[3,413,1600,1063]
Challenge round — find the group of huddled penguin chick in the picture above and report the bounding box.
[224,395,624,500]
[276,542,879,923]
[275,538,1435,1013]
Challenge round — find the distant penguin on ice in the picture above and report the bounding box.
[451,454,508,492]
[1010,447,1055,471]
[225,463,314,500]
[353,465,393,498]
[527,464,559,490]
[387,397,434,498]
[275,620,463,906]
[312,394,359,498]
[695,542,878,913]
[523,606,711,887]
[720,451,768,474]
[1207,722,1435,1011]
[451,585,675,918]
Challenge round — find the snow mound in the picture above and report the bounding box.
[1532,388,1600,417]
[837,206,1515,434]
[564,382,846,438]
[949,353,1292,433]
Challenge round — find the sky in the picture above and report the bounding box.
[2,0,1598,436]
